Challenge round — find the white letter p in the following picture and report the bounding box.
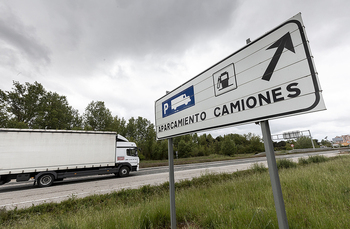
[164,103,169,115]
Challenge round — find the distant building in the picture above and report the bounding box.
[333,137,343,143]
[333,135,350,146]
[344,135,350,143]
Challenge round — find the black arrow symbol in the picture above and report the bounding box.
[262,32,295,81]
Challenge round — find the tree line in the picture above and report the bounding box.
[1,81,322,160]
[273,136,332,150]
[0,81,157,159]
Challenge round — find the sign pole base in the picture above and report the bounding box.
[168,138,176,229]
[260,120,289,229]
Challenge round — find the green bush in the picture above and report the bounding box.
[298,157,309,165]
[298,155,329,166]
[307,155,328,163]
[250,163,268,173]
[276,159,297,169]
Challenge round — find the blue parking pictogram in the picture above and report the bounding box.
[162,86,195,118]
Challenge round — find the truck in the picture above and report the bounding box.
[0,128,139,187]
[171,94,191,110]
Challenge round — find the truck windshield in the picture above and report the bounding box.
[127,148,138,157]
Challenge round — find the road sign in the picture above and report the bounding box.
[155,13,326,140]
[283,131,301,139]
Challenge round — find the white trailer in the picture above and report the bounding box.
[0,129,139,187]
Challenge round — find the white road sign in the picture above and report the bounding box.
[155,13,326,140]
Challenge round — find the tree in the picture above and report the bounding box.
[153,140,168,160]
[141,123,156,160]
[83,101,113,131]
[245,133,264,154]
[274,141,287,151]
[111,115,127,136]
[221,135,237,156]
[321,139,332,148]
[70,108,83,130]
[178,139,192,158]
[134,117,156,160]
[233,134,248,146]
[196,134,214,156]
[205,134,215,155]
[0,81,82,129]
[0,89,8,127]
[35,92,82,129]
[294,136,313,149]
[1,81,45,128]
[198,134,208,147]
[135,117,150,141]
[125,117,137,141]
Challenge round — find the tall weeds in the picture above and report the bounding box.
[1,155,348,229]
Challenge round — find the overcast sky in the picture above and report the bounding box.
[0,0,349,141]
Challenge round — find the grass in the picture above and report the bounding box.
[1,155,349,228]
[298,155,329,166]
[140,153,259,168]
[276,158,298,169]
[140,150,344,168]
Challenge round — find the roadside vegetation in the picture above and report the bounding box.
[1,81,335,163]
[140,153,258,168]
[1,155,350,228]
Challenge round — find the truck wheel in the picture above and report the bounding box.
[0,175,11,185]
[119,166,130,177]
[37,174,54,187]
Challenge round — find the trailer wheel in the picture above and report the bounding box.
[119,166,130,177]
[37,174,54,187]
[0,175,11,185]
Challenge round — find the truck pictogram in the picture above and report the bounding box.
[171,94,191,110]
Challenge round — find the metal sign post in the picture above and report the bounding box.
[168,138,176,229]
[260,120,289,229]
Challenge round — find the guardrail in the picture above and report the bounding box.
[287,147,349,153]
[256,147,350,156]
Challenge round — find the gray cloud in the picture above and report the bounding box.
[0,5,50,68]
[41,0,238,60]
[1,0,237,82]
[0,0,349,141]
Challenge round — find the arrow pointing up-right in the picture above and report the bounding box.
[262,32,295,81]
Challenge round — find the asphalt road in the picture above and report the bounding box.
[0,150,341,210]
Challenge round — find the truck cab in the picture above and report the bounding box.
[116,135,139,175]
